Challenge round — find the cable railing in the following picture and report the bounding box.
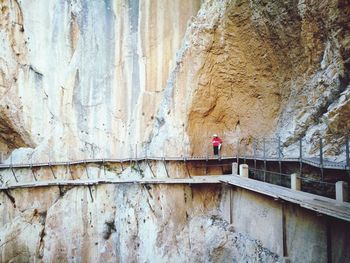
[249,167,291,187]
[0,135,349,172]
[1,142,348,202]
[248,167,339,199]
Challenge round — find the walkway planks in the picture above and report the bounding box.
[0,156,348,170]
[220,176,350,222]
[1,174,349,222]
[0,175,230,190]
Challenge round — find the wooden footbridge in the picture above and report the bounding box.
[0,155,349,170]
[0,173,349,223]
[0,148,349,223]
[0,154,348,191]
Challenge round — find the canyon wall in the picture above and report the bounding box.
[0,0,201,162]
[0,162,348,263]
[0,163,281,263]
[0,0,350,262]
[149,0,350,158]
[1,0,348,162]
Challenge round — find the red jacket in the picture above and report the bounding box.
[212,137,222,146]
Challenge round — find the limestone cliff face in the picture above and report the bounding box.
[0,0,201,162]
[0,176,280,262]
[0,0,349,161]
[149,0,350,158]
[0,0,350,262]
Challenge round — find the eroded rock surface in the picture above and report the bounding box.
[149,0,350,157]
[0,0,349,262]
[0,0,201,162]
[0,176,281,262]
[0,0,348,161]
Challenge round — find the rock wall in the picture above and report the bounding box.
[1,0,350,262]
[0,0,201,162]
[1,162,348,263]
[0,164,281,262]
[0,0,349,161]
[149,0,350,157]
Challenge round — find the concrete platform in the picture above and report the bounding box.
[220,176,350,222]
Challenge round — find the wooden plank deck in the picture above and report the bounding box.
[0,156,347,170]
[1,174,349,222]
[220,176,350,222]
[0,175,230,190]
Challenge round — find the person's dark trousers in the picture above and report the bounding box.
[213,146,219,155]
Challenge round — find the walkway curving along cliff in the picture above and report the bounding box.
[0,174,349,223]
[0,155,348,170]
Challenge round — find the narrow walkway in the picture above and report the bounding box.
[221,176,350,222]
[1,175,349,222]
[0,175,227,190]
[0,155,348,170]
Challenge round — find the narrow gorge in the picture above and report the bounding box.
[0,0,349,262]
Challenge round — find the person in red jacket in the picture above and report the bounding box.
[212,134,222,156]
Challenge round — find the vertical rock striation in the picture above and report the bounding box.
[0,0,350,261]
[0,180,281,262]
[0,0,201,162]
[0,0,348,160]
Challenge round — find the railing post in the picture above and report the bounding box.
[162,157,169,178]
[299,138,303,177]
[232,162,238,176]
[244,142,247,164]
[239,164,249,178]
[263,138,266,182]
[236,138,240,169]
[253,139,257,172]
[346,136,349,169]
[291,173,301,191]
[135,143,142,175]
[278,136,281,159]
[320,137,324,181]
[278,136,282,185]
[336,181,349,202]
[30,154,37,181]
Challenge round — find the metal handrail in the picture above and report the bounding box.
[0,155,348,170]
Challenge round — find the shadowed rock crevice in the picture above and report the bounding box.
[3,189,16,208]
[0,106,32,155]
[103,219,116,240]
[36,210,47,259]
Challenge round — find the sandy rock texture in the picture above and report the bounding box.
[149,0,350,158]
[0,0,349,160]
[0,157,282,262]
[0,173,281,262]
[0,0,350,262]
